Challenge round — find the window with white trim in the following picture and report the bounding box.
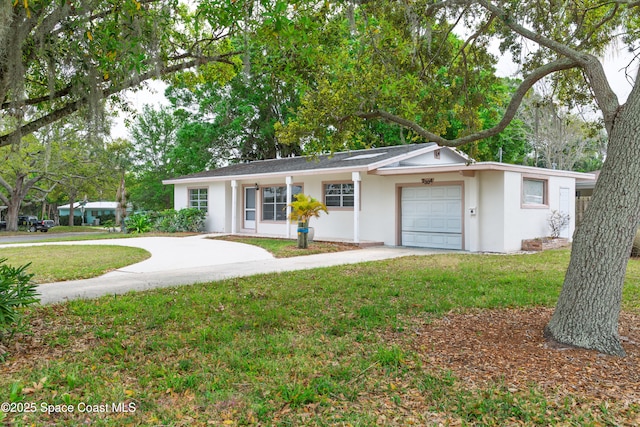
[523,178,546,205]
[189,188,208,212]
[262,185,302,221]
[324,183,355,208]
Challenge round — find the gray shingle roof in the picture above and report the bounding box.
[169,143,436,181]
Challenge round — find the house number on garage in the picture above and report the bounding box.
[421,178,434,185]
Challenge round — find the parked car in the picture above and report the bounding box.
[0,221,6,230]
[26,218,53,232]
[18,215,38,226]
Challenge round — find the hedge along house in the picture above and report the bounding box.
[163,143,595,252]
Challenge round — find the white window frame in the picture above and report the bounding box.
[261,185,302,222]
[323,182,356,209]
[189,187,208,213]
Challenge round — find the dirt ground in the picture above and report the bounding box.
[411,307,640,403]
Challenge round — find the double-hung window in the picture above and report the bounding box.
[189,188,208,212]
[262,185,302,221]
[324,183,355,208]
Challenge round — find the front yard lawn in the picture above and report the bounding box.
[0,245,150,283]
[212,235,359,257]
[2,249,640,425]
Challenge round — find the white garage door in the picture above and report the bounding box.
[401,185,463,250]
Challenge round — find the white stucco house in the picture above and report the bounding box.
[163,143,595,252]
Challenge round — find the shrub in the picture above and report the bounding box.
[153,208,205,233]
[175,208,206,232]
[125,213,152,234]
[548,210,570,238]
[0,258,39,346]
[96,213,115,224]
[58,215,83,226]
[152,209,178,233]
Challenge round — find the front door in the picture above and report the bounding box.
[244,187,256,230]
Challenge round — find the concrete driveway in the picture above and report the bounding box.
[0,234,447,304]
[0,234,275,272]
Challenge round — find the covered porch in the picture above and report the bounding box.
[227,171,366,245]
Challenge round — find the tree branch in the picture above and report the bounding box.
[579,3,619,48]
[476,0,590,65]
[0,174,12,194]
[0,52,242,148]
[354,57,578,147]
[475,0,622,132]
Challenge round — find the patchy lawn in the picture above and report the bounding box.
[1,249,640,425]
[211,235,360,258]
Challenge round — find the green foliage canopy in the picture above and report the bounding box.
[0,0,241,148]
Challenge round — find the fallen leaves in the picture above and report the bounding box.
[410,307,640,403]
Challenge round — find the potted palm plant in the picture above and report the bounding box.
[287,193,328,249]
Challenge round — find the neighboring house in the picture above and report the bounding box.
[575,170,600,198]
[163,143,595,252]
[57,201,130,225]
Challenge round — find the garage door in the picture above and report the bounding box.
[401,185,463,250]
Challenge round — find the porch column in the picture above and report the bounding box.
[231,180,238,234]
[352,171,361,244]
[286,176,293,239]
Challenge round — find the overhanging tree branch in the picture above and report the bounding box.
[0,52,241,148]
[475,0,622,132]
[354,57,578,147]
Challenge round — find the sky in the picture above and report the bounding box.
[492,40,637,104]
[111,80,170,140]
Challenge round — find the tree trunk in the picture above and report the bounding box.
[545,89,640,356]
[297,220,309,249]
[5,199,21,232]
[115,173,126,232]
[68,191,76,227]
[4,174,27,232]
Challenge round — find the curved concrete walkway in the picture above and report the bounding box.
[0,234,447,304]
[0,234,275,273]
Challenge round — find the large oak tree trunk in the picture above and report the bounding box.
[3,174,27,232]
[5,199,21,232]
[545,88,640,356]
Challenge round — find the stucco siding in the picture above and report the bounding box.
[357,175,393,244]
[171,162,580,252]
[477,171,506,252]
[173,182,223,232]
[502,173,577,252]
[174,185,188,210]
[208,182,226,232]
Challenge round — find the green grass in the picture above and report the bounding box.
[0,245,150,283]
[1,230,199,244]
[47,226,106,234]
[0,225,103,236]
[1,249,639,425]
[212,235,358,257]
